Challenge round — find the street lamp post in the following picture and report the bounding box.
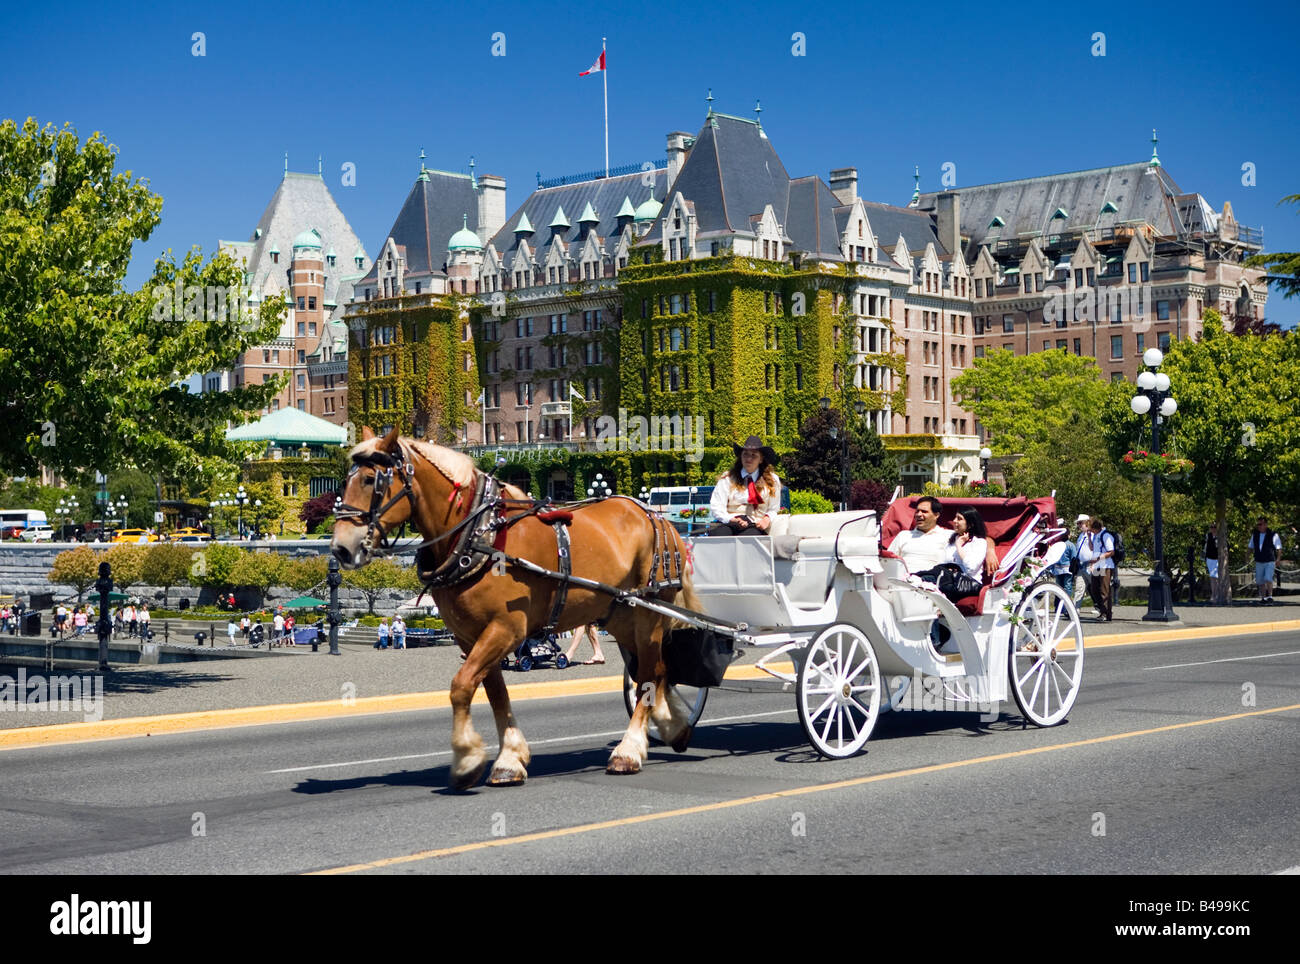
[820,397,866,511]
[1130,347,1178,622]
[56,497,80,539]
[979,447,992,483]
[587,473,611,500]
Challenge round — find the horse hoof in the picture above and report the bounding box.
[670,726,694,754]
[450,758,488,791]
[487,766,527,787]
[605,754,642,775]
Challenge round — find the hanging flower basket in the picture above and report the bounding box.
[1120,450,1194,480]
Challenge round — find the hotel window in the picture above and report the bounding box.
[297,321,306,335]
[1036,273,1044,292]
[975,279,983,298]
[1075,269,1084,287]
[1024,276,1032,294]
[297,373,306,390]
[297,350,306,364]
[1157,300,1170,320]
[308,322,317,335]
[1128,263,1138,283]
[1073,338,1081,354]
[1056,339,1067,351]
[1141,262,1150,282]
[669,294,682,315]
[308,296,317,310]
[1086,268,1095,286]
[1158,332,1171,351]
[708,323,715,348]
[709,363,716,389]
[1136,333,1145,353]
[1002,314,1015,332]
[795,329,802,349]
[1111,302,1122,324]
[1110,335,1123,358]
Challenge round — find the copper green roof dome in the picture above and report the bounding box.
[514,211,535,234]
[448,214,482,251]
[549,205,571,229]
[616,196,637,219]
[292,228,322,249]
[633,196,661,222]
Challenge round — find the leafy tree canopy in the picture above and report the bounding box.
[0,118,285,483]
[784,407,897,503]
[1245,193,1300,305]
[951,349,1114,455]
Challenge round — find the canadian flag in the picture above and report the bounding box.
[579,50,605,76]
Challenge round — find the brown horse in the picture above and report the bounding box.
[330,427,702,789]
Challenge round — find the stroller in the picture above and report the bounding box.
[499,631,568,672]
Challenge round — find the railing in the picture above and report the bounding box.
[538,159,667,189]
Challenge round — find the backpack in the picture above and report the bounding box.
[1105,529,1126,564]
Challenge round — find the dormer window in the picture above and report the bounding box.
[271,252,279,264]
[327,254,336,267]
[355,256,363,269]
[674,215,682,230]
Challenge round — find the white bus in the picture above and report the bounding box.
[0,509,50,539]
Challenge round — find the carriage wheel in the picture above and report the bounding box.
[621,668,709,740]
[518,655,533,672]
[1009,582,1085,726]
[797,623,881,759]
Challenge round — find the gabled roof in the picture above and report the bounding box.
[220,172,370,314]
[859,200,945,255]
[638,114,790,244]
[916,161,1185,260]
[785,177,845,261]
[358,169,481,285]
[488,168,669,263]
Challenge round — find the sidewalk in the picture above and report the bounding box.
[1,600,1295,733]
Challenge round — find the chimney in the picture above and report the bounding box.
[666,131,691,187]
[829,168,857,206]
[936,191,961,256]
[476,174,507,244]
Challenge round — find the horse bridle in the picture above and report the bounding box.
[336,444,419,554]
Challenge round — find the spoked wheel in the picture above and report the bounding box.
[1009,581,1085,726]
[622,667,709,742]
[797,623,881,759]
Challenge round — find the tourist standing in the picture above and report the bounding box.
[1248,517,1283,604]
[391,615,407,650]
[375,618,390,650]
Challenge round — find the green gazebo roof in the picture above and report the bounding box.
[225,408,347,446]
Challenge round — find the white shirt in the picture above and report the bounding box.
[945,536,987,580]
[273,614,284,631]
[392,618,406,634]
[889,526,955,571]
[1087,531,1116,571]
[710,472,781,523]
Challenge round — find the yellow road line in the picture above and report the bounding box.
[2,619,1296,751]
[309,701,1300,874]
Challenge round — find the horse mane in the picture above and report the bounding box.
[352,436,530,500]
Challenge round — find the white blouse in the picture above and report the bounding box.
[945,536,987,580]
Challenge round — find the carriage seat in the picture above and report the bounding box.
[953,541,1016,616]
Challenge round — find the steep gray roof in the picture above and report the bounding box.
[639,114,791,244]
[220,172,371,317]
[916,162,1184,260]
[489,168,669,262]
[859,200,945,255]
[786,177,845,260]
[359,170,481,284]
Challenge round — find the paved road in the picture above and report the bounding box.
[1,628,1296,874]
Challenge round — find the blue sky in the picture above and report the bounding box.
[4,0,1299,326]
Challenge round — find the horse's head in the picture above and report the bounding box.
[331,426,417,569]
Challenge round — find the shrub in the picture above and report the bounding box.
[789,489,834,514]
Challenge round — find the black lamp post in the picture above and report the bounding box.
[95,561,113,671]
[979,447,992,483]
[326,555,342,656]
[1131,347,1178,622]
[821,396,866,511]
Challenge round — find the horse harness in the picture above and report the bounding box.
[340,446,686,635]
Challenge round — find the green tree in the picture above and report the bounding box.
[0,118,285,481]
[48,545,100,602]
[194,543,244,593]
[139,543,192,607]
[951,349,1111,454]
[104,543,146,592]
[228,551,287,600]
[1246,193,1300,302]
[784,407,894,504]
[284,555,329,593]
[1102,311,1300,603]
[343,558,420,615]
[789,490,834,514]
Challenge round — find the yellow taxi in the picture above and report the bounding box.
[168,527,211,543]
[111,529,159,544]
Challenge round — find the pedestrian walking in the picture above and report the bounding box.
[1085,518,1116,621]
[240,614,250,641]
[138,605,151,639]
[1204,526,1220,581]
[564,623,606,665]
[227,621,238,645]
[272,610,285,644]
[1248,517,1283,603]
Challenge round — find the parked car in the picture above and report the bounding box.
[168,528,211,543]
[111,529,158,544]
[20,524,55,543]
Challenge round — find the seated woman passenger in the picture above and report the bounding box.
[707,435,781,536]
[912,508,990,602]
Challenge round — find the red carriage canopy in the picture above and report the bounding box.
[878,495,1058,549]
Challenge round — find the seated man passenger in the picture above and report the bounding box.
[707,435,782,536]
[888,497,998,593]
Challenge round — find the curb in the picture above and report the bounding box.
[3,618,1297,752]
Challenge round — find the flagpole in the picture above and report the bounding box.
[602,37,608,178]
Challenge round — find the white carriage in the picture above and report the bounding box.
[624,495,1085,758]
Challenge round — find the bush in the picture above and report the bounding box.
[300,492,337,533]
[790,489,834,514]
[850,479,892,515]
